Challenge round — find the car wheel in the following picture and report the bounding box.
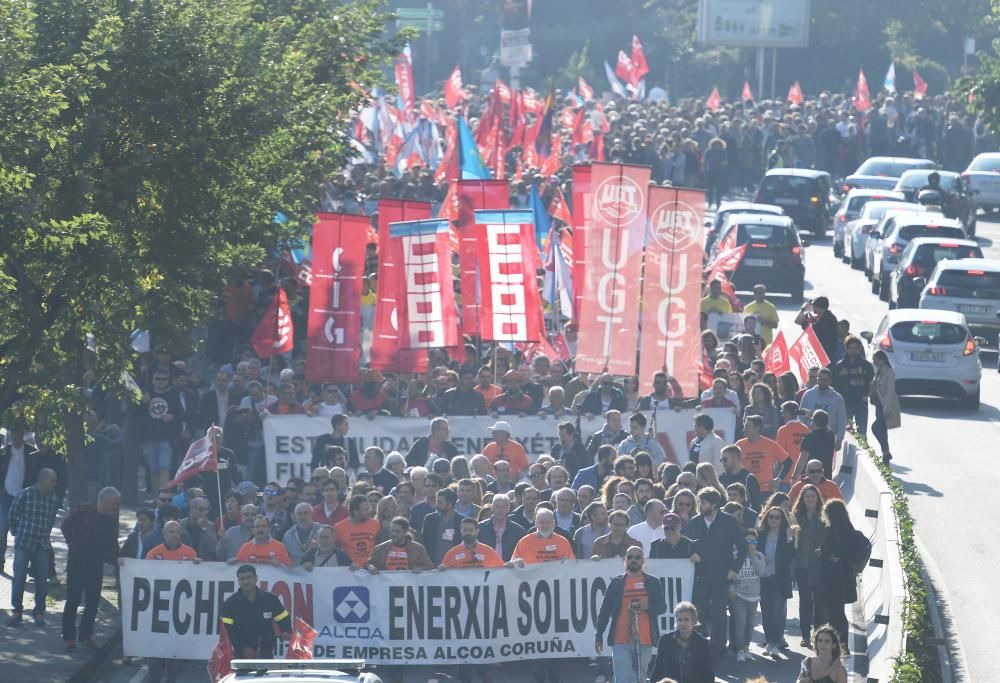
[833,242,843,258]
[813,226,825,238]
[851,256,864,270]
[888,294,896,309]
[962,387,981,410]
[871,277,880,295]
[878,280,890,302]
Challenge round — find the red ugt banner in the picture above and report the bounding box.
[371,199,432,373]
[639,186,705,397]
[788,326,831,386]
[474,209,545,342]
[389,218,460,349]
[305,213,367,383]
[456,180,509,337]
[575,162,651,375]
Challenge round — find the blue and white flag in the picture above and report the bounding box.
[883,63,896,94]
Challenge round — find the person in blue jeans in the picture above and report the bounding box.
[7,468,60,627]
[756,504,795,656]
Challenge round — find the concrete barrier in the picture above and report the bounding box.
[837,438,906,683]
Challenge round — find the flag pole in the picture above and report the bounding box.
[210,425,225,525]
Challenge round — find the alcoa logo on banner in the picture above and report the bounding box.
[333,587,370,624]
[593,175,644,224]
[650,200,699,251]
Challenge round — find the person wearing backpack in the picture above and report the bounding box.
[819,499,865,653]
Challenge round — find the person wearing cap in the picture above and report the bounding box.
[595,545,667,683]
[650,512,693,559]
[236,480,258,504]
[482,421,529,479]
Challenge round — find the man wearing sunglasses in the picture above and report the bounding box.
[595,545,667,683]
[788,459,844,507]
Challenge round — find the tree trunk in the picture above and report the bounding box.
[65,412,88,507]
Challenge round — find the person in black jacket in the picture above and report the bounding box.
[420,489,463,565]
[594,546,667,683]
[405,418,460,468]
[441,369,488,416]
[550,422,589,479]
[756,505,795,656]
[684,488,746,663]
[476,496,524,561]
[584,410,628,461]
[310,415,359,470]
[820,498,860,653]
[649,602,714,683]
[717,445,763,510]
[577,375,628,416]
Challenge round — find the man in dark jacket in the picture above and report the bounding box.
[577,375,627,416]
[684,488,745,663]
[584,410,628,461]
[649,602,714,683]
[420,489,463,565]
[1,424,37,572]
[476,495,524,561]
[794,296,838,362]
[441,369,487,416]
[310,414,359,470]
[550,422,588,478]
[717,445,763,510]
[832,335,874,438]
[405,418,460,468]
[595,546,667,683]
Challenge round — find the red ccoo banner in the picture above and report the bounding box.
[474,209,545,342]
[305,213,368,383]
[456,180,509,337]
[788,326,831,385]
[389,218,461,349]
[639,186,706,397]
[371,199,432,373]
[575,162,651,375]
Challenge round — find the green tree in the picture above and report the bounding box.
[0,0,401,505]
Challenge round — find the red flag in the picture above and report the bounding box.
[707,242,747,277]
[251,288,293,358]
[389,218,460,349]
[912,68,927,100]
[456,180,509,336]
[631,35,650,83]
[305,213,367,383]
[475,209,545,342]
[550,331,572,362]
[741,80,754,102]
[371,199,432,373]
[207,621,234,682]
[166,428,219,489]
[706,87,722,112]
[522,88,542,114]
[539,131,562,177]
[787,81,804,106]
[615,50,638,88]
[444,65,466,109]
[560,106,576,133]
[763,330,791,375]
[788,326,831,385]
[549,185,573,225]
[577,76,594,101]
[394,47,415,118]
[286,617,317,660]
[575,162,651,375]
[640,186,706,398]
[853,69,871,112]
[434,117,459,184]
[494,79,512,105]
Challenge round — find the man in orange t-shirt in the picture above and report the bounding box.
[776,402,811,480]
[334,494,381,568]
[145,520,201,562]
[440,518,505,569]
[482,421,529,479]
[234,516,292,567]
[735,415,792,497]
[512,509,575,565]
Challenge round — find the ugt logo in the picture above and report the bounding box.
[593,175,644,225]
[333,586,370,624]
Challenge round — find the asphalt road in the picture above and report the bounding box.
[764,208,1000,683]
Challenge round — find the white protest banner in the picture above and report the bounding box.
[120,558,694,663]
[263,408,737,484]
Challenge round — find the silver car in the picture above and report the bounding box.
[835,190,906,263]
[920,258,1000,344]
[846,201,916,270]
[872,214,966,300]
[963,152,1000,213]
[864,207,931,280]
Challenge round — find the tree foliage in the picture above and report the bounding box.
[0,0,400,501]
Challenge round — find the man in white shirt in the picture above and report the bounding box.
[1,425,34,573]
[627,499,667,557]
[689,414,726,470]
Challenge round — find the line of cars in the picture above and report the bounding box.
[831,155,1000,409]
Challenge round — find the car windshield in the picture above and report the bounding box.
[896,172,961,191]
[857,159,932,177]
[968,156,1000,172]
[847,195,901,218]
[890,321,967,345]
[913,244,982,266]
[898,224,965,240]
[936,269,1000,291]
[736,223,789,246]
[758,175,817,195]
[862,203,911,221]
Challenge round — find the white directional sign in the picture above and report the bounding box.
[697,0,811,49]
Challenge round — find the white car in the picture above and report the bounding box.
[845,200,918,270]
[833,189,905,261]
[963,152,1000,213]
[221,660,382,683]
[864,207,932,281]
[919,258,1000,345]
[871,214,964,300]
[863,309,982,409]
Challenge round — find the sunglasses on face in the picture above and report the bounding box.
[807,469,823,474]
[264,489,280,497]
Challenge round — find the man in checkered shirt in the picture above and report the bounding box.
[7,468,60,627]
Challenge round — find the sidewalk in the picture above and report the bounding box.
[0,507,134,682]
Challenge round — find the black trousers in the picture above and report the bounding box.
[795,569,827,641]
[62,560,104,641]
[692,577,729,658]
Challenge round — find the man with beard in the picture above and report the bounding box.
[366,517,433,573]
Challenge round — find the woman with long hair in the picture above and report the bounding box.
[792,484,829,647]
[634,451,656,482]
[671,488,698,524]
[659,462,681,489]
[374,495,398,544]
[819,499,860,652]
[695,462,726,498]
[778,371,801,404]
[756,505,795,656]
[744,382,781,438]
[870,349,901,464]
[797,624,848,682]
[702,329,721,365]
[601,475,624,509]
[761,372,780,406]
[622,374,640,410]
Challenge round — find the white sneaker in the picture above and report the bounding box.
[736,649,747,662]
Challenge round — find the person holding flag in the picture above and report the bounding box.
[221,564,292,659]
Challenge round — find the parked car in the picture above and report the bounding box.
[705,201,785,252]
[861,309,982,409]
[833,189,905,261]
[962,152,1000,214]
[845,200,918,270]
[872,214,966,301]
[919,258,1000,346]
[843,156,936,193]
[712,215,806,300]
[753,168,833,236]
[886,237,982,309]
[892,169,977,236]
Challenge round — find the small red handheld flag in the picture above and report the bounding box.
[853,69,871,112]
[706,87,722,112]
[631,35,650,82]
[251,288,294,358]
[912,68,927,100]
[787,81,804,106]
[286,617,317,660]
[763,331,791,374]
[577,76,594,101]
[165,428,220,489]
[741,80,754,102]
[444,65,466,109]
[207,621,234,682]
